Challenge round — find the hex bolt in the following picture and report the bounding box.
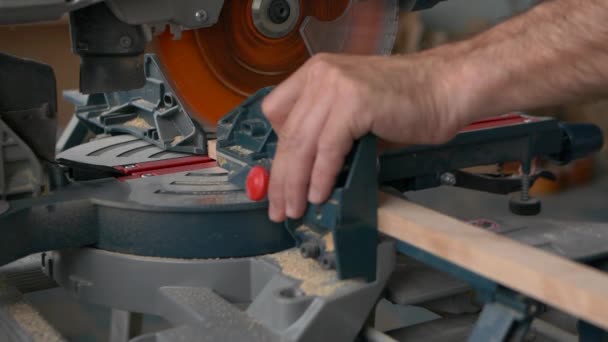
[267,0,291,24]
[440,172,457,186]
[300,242,320,259]
[195,9,208,22]
[119,35,133,48]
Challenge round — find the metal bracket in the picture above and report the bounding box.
[469,289,539,342]
[579,320,608,342]
[292,135,379,282]
[216,87,277,186]
[65,54,208,155]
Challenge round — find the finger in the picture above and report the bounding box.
[262,67,308,131]
[308,105,357,204]
[268,136,289,222]
[281,86,336,218]
[267,82,325,221]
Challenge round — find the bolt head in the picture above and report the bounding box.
[119,36,132,48]
[320,253,336,270]
[440,172,457,186]
[195,10,208,22]
[300,242,320,259]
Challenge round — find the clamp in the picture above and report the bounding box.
[216,88,604,282]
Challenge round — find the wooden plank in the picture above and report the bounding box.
[378,192,608,330]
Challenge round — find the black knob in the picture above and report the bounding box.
[509,196,541,216]
[268,0,291,24]
[551,123,604,164]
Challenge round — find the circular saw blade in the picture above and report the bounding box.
[301,0,401,55]
[153,0,400,126]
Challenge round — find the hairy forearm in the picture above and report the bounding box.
[437,0,608,124]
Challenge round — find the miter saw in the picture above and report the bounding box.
[1,1,608,341]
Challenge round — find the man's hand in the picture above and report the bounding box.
[260,0,608,223]
[261,52,469,222]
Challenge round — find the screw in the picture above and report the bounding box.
[509,168,541,215]
[300,242,320,259]
[195,9,208,22]
[315,207,323,221]
[119,35,132,48]
[440,172,457,186]
[520,173,530,201]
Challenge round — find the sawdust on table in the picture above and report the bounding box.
[124,117,153,130]
[269,249,359,297]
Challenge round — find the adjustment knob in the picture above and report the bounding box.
[509,196,541,216]
[246,165,270,201]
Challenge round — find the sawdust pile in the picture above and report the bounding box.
[124,117,153,130]
[269,249,359,297]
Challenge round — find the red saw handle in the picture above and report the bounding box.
[246,165,270,201]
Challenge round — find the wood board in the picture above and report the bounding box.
[378,192,608,330]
